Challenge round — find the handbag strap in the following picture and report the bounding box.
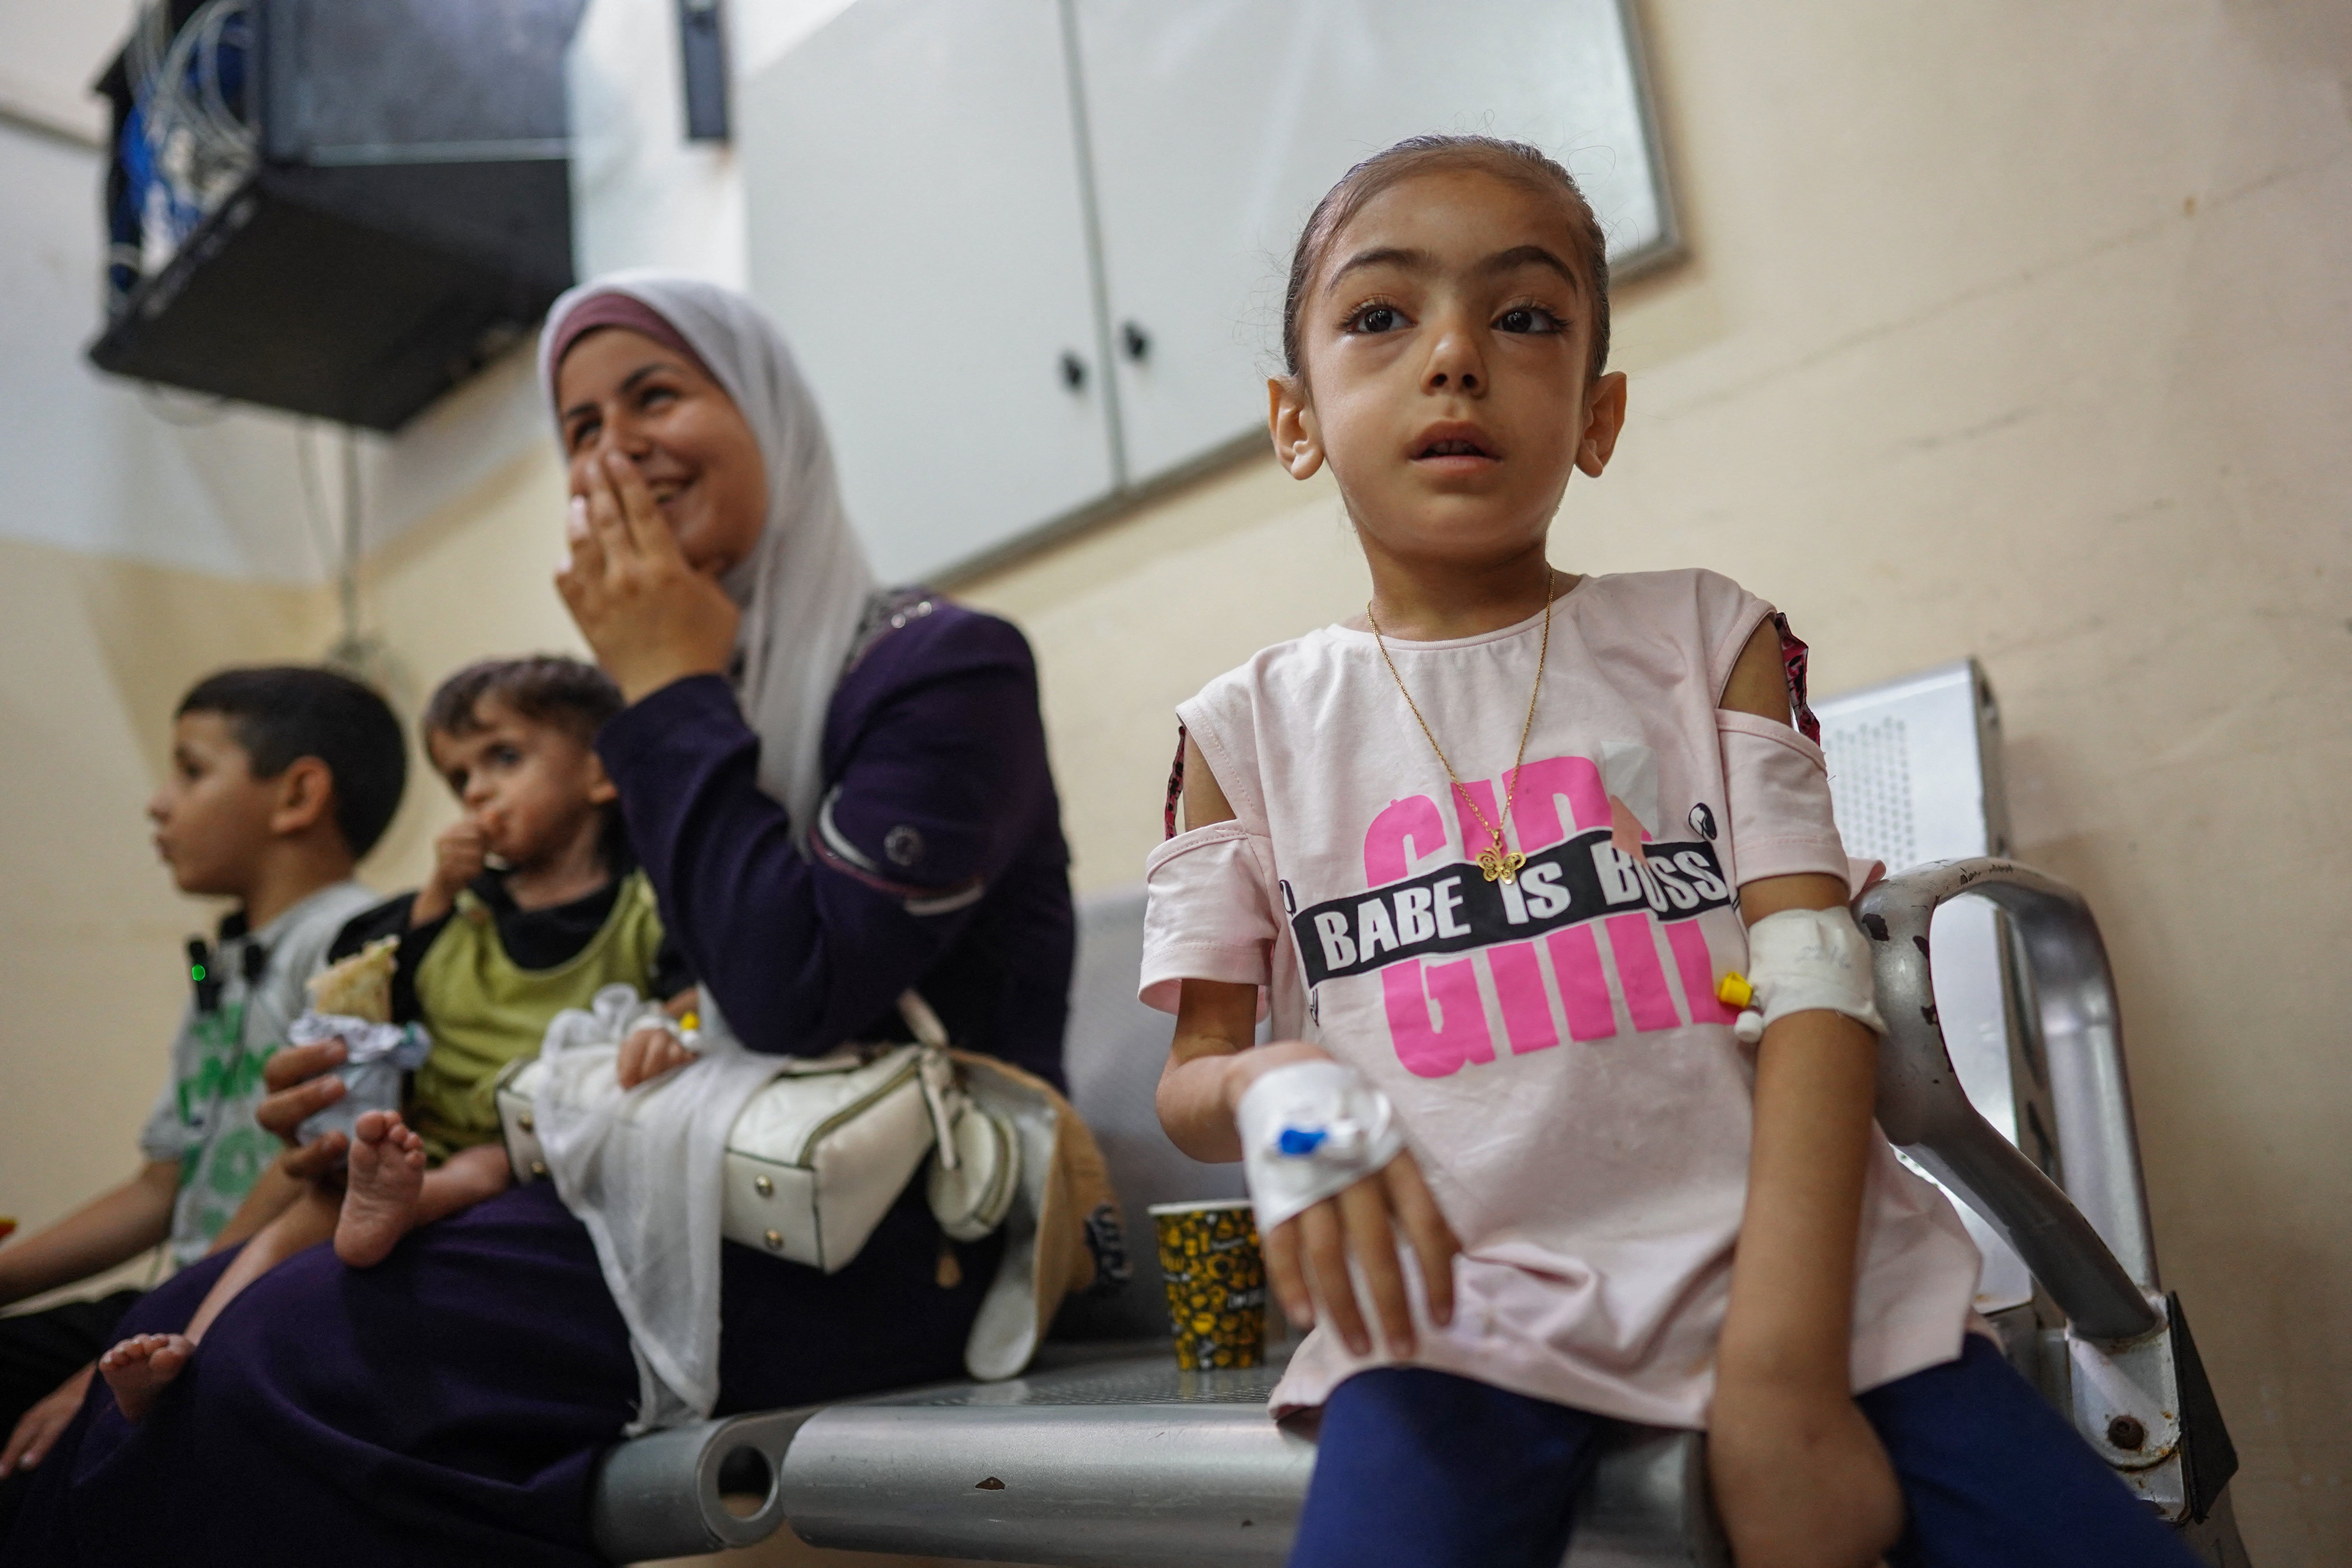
[897,989,951,1050]
[898,990,964,1168]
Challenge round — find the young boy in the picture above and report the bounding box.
[0,668,402,1522]
[98,655,696,1420]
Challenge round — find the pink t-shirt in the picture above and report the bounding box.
[1140,569,1981,1426]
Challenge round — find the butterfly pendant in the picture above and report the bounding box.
[1476,848,1527,884]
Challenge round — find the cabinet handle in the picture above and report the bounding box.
[1121,321,1151,362]
[1060,351,1088,391]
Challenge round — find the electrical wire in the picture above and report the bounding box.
[334,427,363,657]
[295,423,344,584]
[298,422,392,687]
[135,381,232,426]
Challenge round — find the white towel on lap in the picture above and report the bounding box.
[532,984,784,1432]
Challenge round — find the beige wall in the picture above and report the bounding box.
[4,0,2344,1558]
[353,455,592,887]
[959,3,2352,1559]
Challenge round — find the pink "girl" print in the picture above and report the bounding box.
[1360,755,1737,1078]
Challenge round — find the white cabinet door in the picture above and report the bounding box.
[739,0,1114,582]
[1071,0,1673,487]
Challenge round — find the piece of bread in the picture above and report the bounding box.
[307,935,399,1023]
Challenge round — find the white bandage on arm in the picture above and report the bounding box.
[1236,1060,1407,1234]
[1730,905,1887,1044]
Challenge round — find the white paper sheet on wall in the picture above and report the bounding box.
[1817,658,2039,1313]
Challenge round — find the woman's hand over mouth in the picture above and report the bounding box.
[559,450,742,704]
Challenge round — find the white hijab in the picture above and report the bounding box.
[539,271,877,841]
[534,277,880,1427]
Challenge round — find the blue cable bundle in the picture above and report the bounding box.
[107,0,253,306]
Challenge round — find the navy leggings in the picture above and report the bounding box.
[1288,1336,2202,1568]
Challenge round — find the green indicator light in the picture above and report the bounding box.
[191,964,207,982]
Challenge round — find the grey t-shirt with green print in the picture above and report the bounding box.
[137,879,379,1267]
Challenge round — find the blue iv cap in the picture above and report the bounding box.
[1277,1126,1328,1158]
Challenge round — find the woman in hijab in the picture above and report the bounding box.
[543,274,1072,1084]
[1,276,1076,1567]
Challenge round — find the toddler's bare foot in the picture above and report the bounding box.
[336,1110,426,1267]
[100,1334,193,1423]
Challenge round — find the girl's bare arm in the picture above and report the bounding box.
[1716,872,1881,1382]
[1155,735,1289,1164]
[1154,736,1460,1357]
[1709,619,1903,1568]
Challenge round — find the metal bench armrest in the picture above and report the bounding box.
[1858,859,2159,1341]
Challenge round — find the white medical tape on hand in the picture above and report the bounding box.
[634,1014,689,1047]
[1236,1059,1407,1234]
[1732,906,1887,1044]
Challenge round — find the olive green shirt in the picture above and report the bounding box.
[406,869,669,1161]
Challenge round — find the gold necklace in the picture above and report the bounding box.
[1367,574,1553,884]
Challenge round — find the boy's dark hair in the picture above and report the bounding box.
[1281,134,1612,384]
[421,656,623,751]
[177,666,408,858]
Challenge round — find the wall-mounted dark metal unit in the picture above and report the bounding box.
[89,0,587,431]
[678,0,731,142]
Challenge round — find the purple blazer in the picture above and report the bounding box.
[595,595,1074,1087]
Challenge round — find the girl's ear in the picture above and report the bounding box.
[1575,372,1630,478]
[1267,376,1325,480]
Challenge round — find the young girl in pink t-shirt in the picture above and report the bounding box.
[1141,136,2199,1568]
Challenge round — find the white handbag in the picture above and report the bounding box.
[497,991,1019,1273]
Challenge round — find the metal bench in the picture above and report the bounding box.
[589,860,2252,1567]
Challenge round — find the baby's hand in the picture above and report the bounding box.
[414,820,488,926]
[616,1022,698,1090]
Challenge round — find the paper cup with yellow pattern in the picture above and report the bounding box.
[1149,1198,1267,1370]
